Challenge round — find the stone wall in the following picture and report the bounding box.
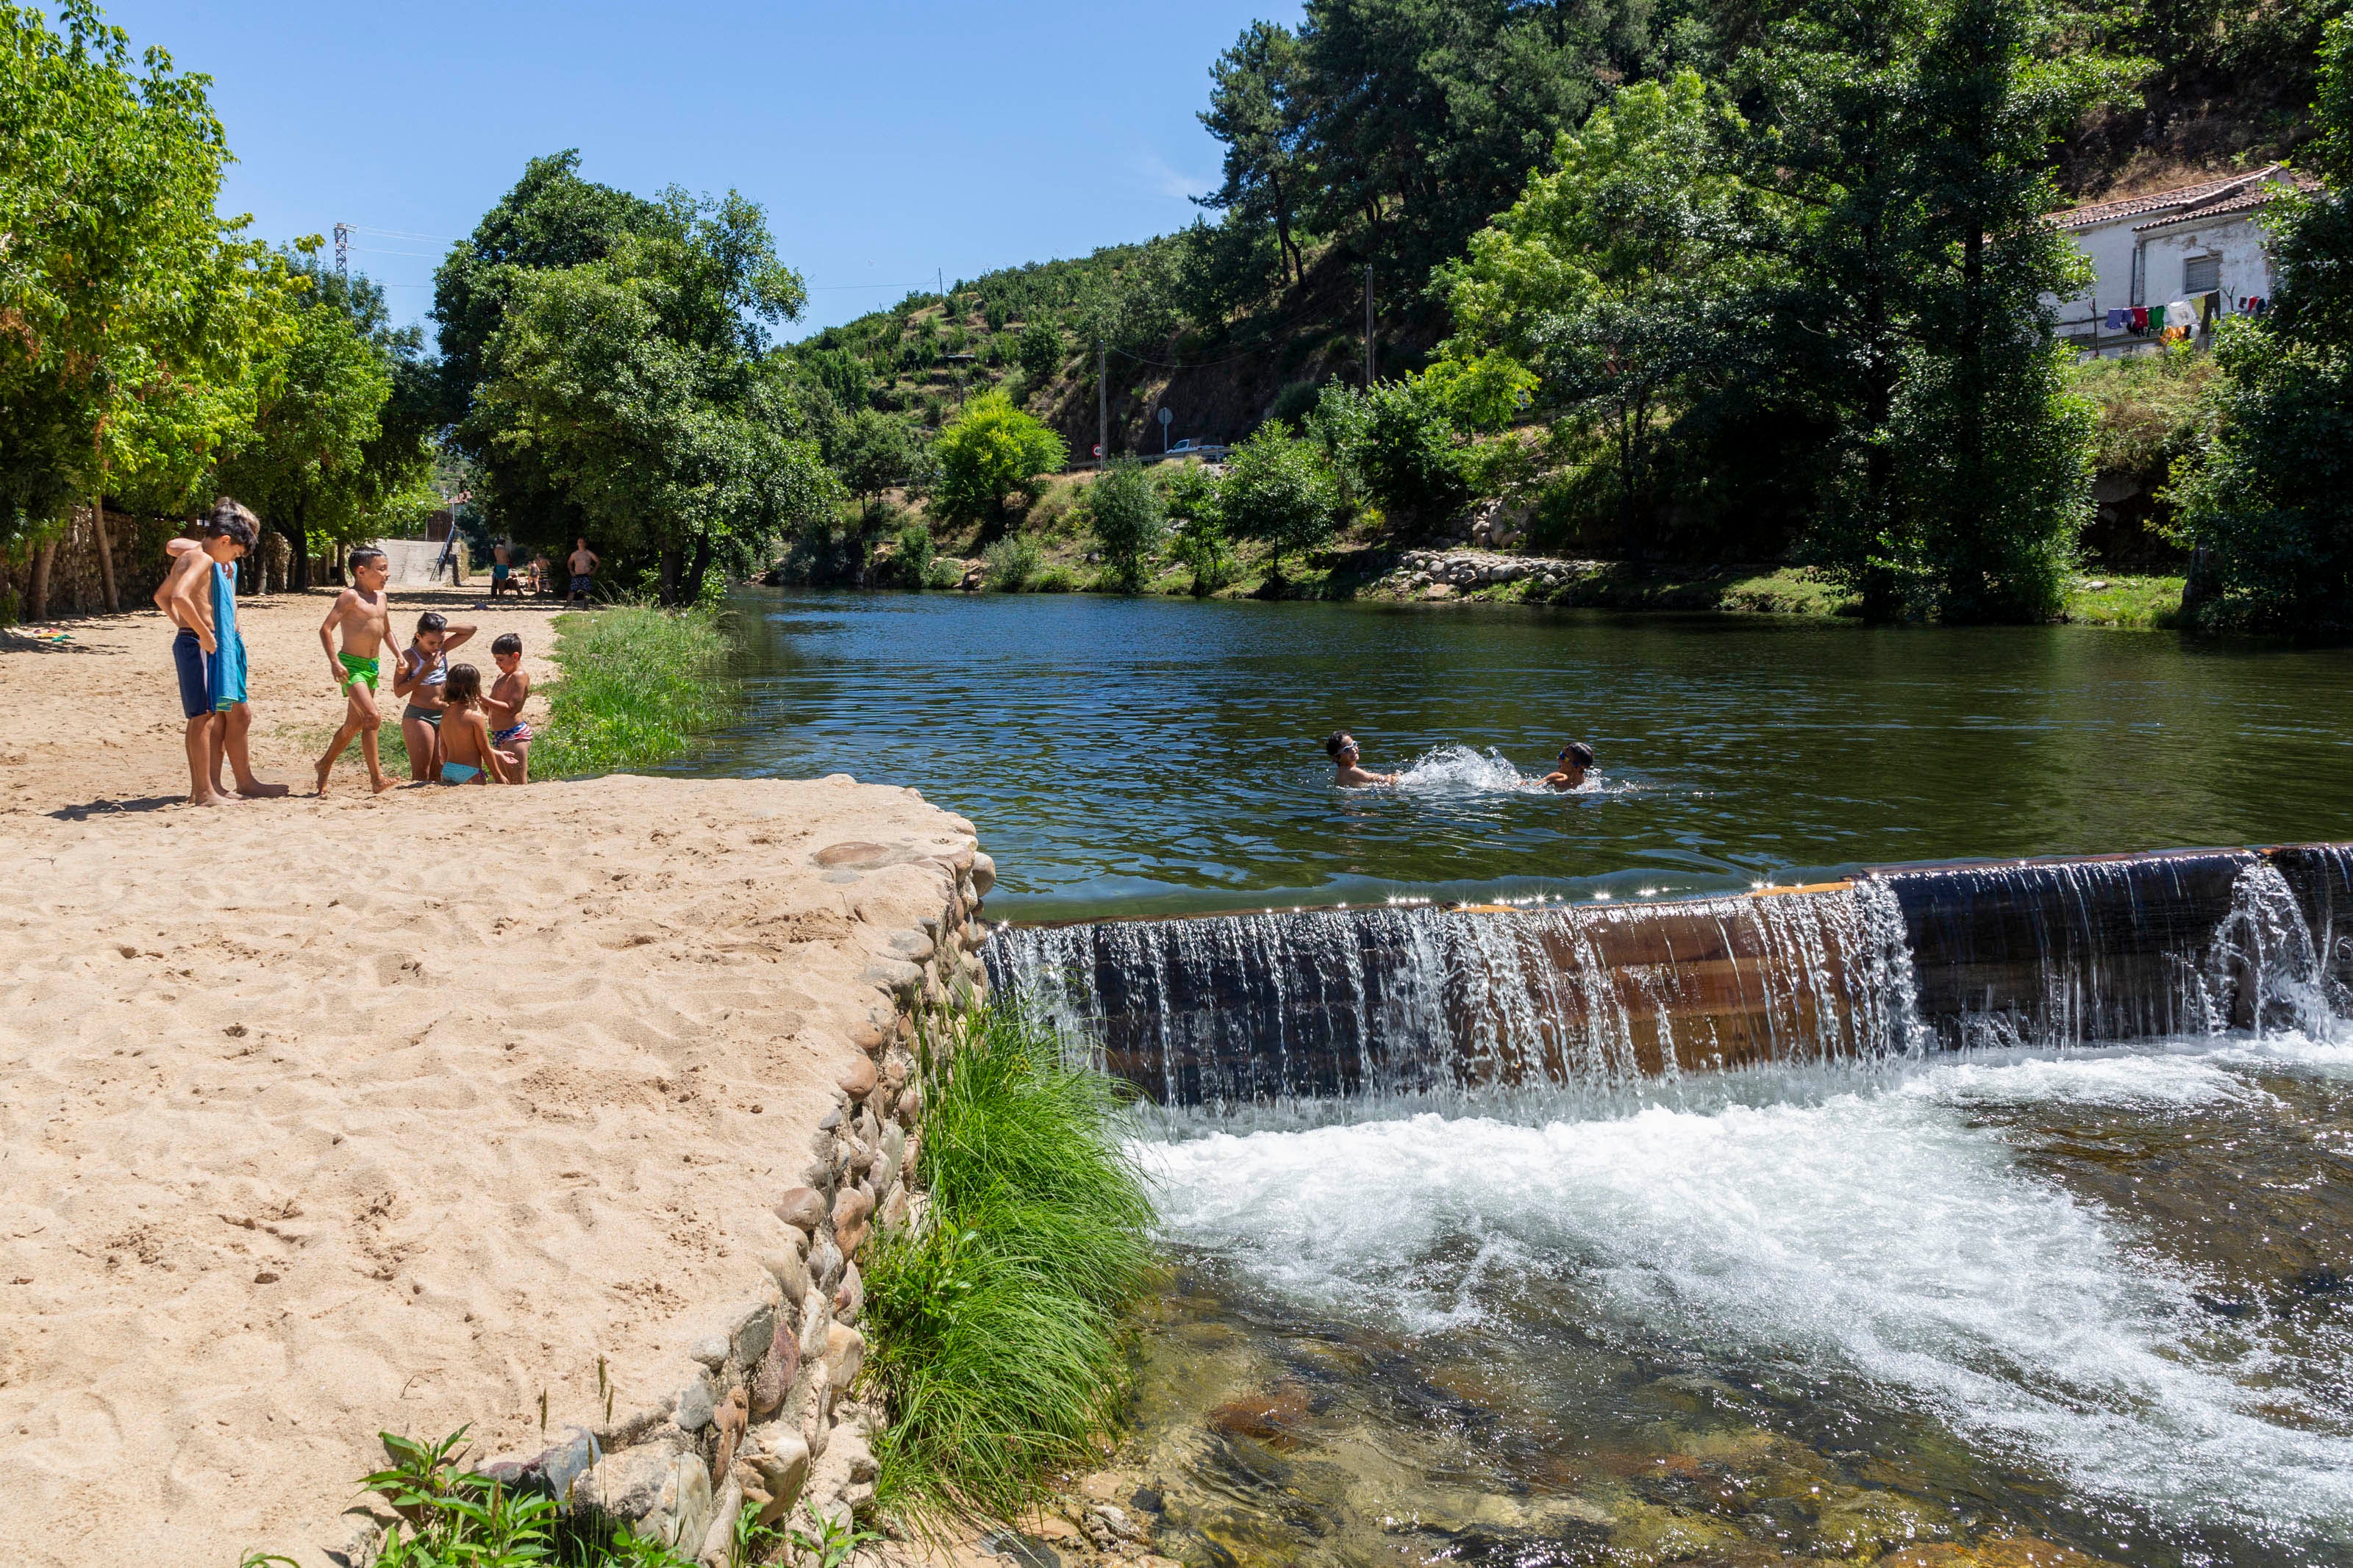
[1374,547,1605,601]
[465,838,999,1565]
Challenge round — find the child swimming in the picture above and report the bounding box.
[435,664,514,784]
[1324,731,1397,786]
[1543,741,1596,790]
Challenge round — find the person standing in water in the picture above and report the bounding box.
[1324,731,1397,786]
[1543,742,1596,790]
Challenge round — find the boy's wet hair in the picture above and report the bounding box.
[1324,731,1356,759]
[201,498,259,549]
[1560,741,1596,768]
[415,611,448,636]
[348,545,387,574]
[443,663,482,706]
[491,632,523,657]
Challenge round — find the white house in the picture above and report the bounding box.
[2046,165,2316,357]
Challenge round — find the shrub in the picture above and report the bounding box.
[1268,379,1322,426]
[924,555,968,590]
[1015,320,1065,381]
[1033,565,1077,593]
[893,519,935,587]
[1218,421,1338,574]
[1160,462,1235,595]
[932,391,1068,526]
[864,1006,1156,1524]
[2068,345,2219,482]
[1085,459,1164,590]
[983,536,1042,590]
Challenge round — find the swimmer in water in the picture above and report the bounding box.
[1325,731,1397,786]
[1543,741,1596,791]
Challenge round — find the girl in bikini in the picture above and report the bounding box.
[392,612,477,781]
[435,665,515,784]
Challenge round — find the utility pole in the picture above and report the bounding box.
[335,222,349,282]
[1363,263,1376,387]
[1097,340,1109,469]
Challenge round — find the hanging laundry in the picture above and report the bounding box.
[2130,306,2149,332]
[2196,293,2220,327]
[2165,300,2196,333]
[2105,307,2127,331]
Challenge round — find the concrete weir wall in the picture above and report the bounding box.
[476,824,997,1562]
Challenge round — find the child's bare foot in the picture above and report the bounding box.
[370,773,395,794]
[315,756,336,796]
[238,779,291,798]
[189,790,228,807]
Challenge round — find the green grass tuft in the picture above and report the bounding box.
[533,603,738,778]
[864,1005,1158,1528]
[2061,573,2185,629]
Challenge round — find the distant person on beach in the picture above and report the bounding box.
[1325,731,1397,787]
[435,664,513,784]
[155,502,288,806]
[311,546,403,795]
[393,611,477,782]
[531,551,556,598]
[482,632,533,784]
[1544,742,1596,791]
[566,538,599,602]
[489,541,516,599]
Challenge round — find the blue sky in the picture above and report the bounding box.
[96,1,1299,342]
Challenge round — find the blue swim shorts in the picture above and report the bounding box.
[172,629,211,720]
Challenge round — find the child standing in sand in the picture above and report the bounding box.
[435,665,513,784]
[482,632,533,784]
[154,502,288,806]
[312,547,404,795]
[393,612,476,782]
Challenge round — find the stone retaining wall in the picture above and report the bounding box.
[468,836,1000,1564]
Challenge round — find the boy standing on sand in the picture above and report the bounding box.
[489,541,515,600]
[154,501,288,805]
[312,545,404,795]
[566,537,599,602]
[482,632,533,784]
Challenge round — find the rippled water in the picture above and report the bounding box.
[696,590,2353,921]
[1124,1038,2353,1567]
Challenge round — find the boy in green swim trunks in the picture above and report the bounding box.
[312,546,404,795]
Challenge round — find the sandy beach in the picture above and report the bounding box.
[0,594,983,1565]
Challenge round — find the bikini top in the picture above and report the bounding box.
[406,645,448,692]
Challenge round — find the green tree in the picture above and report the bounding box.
[474,189,834,604]
[837,409,923,507]
[932,391,1067,529]
[1198,21,1310,287]
[1160,462,1236,595]
[0,1,289,569]
[432,151,672,543]
[1440,71,1757,537]
[1015,320,1065,381]
[1086,459,1164,590]
[1217,422,1338,575]
[213,257,436,588]
[2171,15,2353,632]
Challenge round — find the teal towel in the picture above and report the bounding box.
[210,560,247,709]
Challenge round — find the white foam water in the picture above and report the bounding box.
[1388,744,1557,794]
[1143,1042,2353,1541]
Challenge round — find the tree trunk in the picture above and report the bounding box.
[279,517,311,593]
[681,536,715,605]
[92,500,119,612]
[29,536,56,620]
[659,545,683,606]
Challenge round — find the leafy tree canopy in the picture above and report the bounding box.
[932,391,1067,526]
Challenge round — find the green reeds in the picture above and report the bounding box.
[533,603,738,778]
[863,1004,1159,1527]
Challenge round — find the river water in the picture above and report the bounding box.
[701,590,2353,923]
[698,591,2353,1567]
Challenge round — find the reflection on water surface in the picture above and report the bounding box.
[696,590,2353,922]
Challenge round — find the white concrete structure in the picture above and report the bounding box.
[2046,165,2315,357]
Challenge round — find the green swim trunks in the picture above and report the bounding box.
[338,651,380,690]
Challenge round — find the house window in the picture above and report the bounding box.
[2184,254,2221,294]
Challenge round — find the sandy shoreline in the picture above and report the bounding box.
[0,598,985,1565]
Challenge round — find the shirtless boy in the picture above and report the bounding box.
[489,541,516,599]
[482,632,533,784]
[154,502,288,805]
[312,545,404,795]
[1324,731,1397,786]
[1543,741,1596,791]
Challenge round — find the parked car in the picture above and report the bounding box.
[1165,438,1228,459]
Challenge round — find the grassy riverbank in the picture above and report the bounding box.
[865,1005,1158,1526]
[534,602,738,777]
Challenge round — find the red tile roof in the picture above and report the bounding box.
[2132,171,2320,231]
[2046,166,2290,231]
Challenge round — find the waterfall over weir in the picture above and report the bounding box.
[985,844,2353,1105]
